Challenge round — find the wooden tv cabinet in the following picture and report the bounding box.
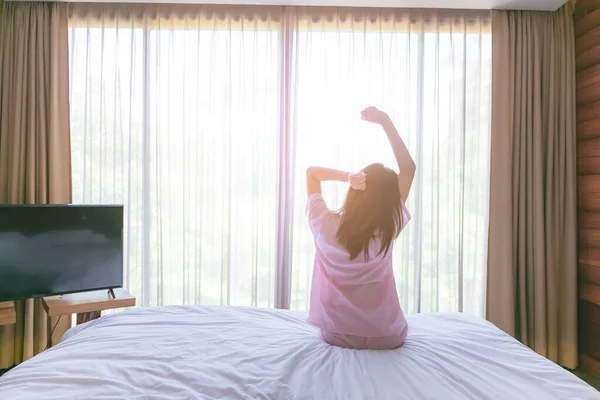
[0,301,16,326]
[43,288,135,325]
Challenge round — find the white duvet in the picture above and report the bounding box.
[0,306,597,399]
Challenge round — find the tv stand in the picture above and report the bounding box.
[42,288,135,328]
[0,301,16,326]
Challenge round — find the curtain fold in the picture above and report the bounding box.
[0,2,72,369]
[487,4,578,368]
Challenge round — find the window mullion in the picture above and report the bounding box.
[274,8,295,310]
[413,29,425,314]
[141,26,151,308]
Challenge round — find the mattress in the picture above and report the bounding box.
[0,306,597,399]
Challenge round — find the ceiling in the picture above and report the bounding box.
[16,0,569,11]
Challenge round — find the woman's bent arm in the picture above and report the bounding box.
[306,167,350,196]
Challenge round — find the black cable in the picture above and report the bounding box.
[44,315,62,351]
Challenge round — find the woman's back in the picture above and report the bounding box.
[304,106,416,350]
[306,193,411,341]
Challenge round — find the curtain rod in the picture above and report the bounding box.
[3,0,566,12]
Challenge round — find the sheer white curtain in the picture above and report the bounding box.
[69,5,491,315]
[287,8,492,316]
[69,4,281,307]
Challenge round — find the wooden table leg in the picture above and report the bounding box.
[76,310,102,325]
[47,314,52,349]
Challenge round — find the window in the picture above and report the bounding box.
[69,5,491,315]
[289,24,491,316]
[70,10,281,307]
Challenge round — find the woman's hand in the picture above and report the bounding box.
[360,106,390,126]
[348,172,367,191]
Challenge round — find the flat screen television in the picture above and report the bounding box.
[0,205,123,302]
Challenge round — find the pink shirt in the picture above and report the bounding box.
[306,193,410,338]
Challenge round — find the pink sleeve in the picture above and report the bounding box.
[306,193,332,235]
[398,201,412,233]
[400,202,411,229]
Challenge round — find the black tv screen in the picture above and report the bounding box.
[0,205,123,302]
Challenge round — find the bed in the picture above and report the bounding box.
[0,306,597,399]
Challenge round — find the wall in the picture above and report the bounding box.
[575,0,600,378]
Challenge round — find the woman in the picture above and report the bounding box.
[306,106,415,350]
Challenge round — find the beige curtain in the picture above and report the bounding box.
[0,3,71,369]
[487,4,578,368]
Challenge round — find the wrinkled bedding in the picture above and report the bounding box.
[0,306,597,399]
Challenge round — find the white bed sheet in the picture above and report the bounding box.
[0,306,597,400]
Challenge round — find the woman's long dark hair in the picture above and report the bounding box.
[337,163,402,261]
